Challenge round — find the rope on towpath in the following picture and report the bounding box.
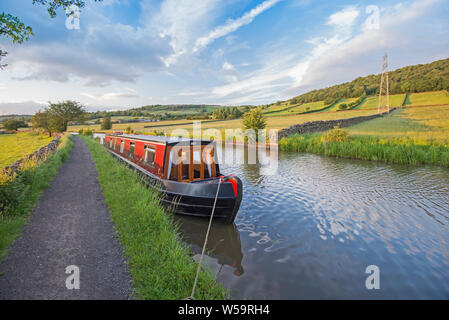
[185,177,223,300]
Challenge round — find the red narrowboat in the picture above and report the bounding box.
[103,133,243,223]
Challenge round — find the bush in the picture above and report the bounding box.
[321,127,349,143]
[82,128,93,137]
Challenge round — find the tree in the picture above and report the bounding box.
[101,116,112,130]
[31,110,57,137]
[47,100,86,132]
[242,107,266,131]
[3,119,28,131]
[31,101,86,136]
[0,1,102,66]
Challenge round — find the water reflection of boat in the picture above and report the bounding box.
[175,216,244,276]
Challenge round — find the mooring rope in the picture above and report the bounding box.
[186,177,223,300]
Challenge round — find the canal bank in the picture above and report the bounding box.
[79,135,227,299]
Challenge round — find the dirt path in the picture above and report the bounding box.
[0,137,133,299]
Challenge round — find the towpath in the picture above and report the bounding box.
[0,137,133,299]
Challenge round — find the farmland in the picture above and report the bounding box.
[0,132,54,169]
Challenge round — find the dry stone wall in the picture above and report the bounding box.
[278,108,396,139]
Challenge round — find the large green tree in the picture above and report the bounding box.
[47,100,86,132]
[242,107,266,131]
[0,1,102,68]
[32,101,86,136]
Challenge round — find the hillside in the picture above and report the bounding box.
[278,57,449,106]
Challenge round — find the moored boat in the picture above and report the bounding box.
[103,133,242,223]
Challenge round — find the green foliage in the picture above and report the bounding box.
[338,103,348,110]
[279,133,449,167]
[211,107,243,120]
[321,127,349,143]
[101,116,112,130]
[3,119,28,131]
[81,128,93,136]
[80,136,227,299]
[32,101,86,136]
[242,107,267,131]
[0,13,34,44]
[32,0,103,18]
[125,126,133,134]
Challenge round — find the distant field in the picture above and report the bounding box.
[69,108,381,135]
[263,100,328,115]
[0,132,53,169]
[286,101,327,114]
[355,94,406,110]
[405,91,449,106]
[328,98,360,111]
[347,104,449,144]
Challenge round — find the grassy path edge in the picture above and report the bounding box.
[80,136,227,300]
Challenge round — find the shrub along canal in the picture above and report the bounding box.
[176,145,449,299]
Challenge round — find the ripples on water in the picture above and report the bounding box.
[177,147,449,299]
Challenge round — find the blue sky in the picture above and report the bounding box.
[0,0,448,114]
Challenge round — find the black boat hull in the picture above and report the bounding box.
[107,149,242,223]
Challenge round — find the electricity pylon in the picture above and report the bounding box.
[377,53,390,114]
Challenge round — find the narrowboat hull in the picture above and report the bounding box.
[107,149,243,223]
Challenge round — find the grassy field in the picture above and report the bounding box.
[0,134,73,261]
[355,93,406,110]
[80,136,227,299]
[69,108,380,136]
[347,104,449,144]
[0,132,54,169]
[405,91,449,106]
[328,98,360,111]
[280,104,449,166]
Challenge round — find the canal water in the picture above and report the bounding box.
[176,146,449,299]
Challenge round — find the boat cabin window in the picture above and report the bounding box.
[165,145,216,182]
[109,138,113,148]
[129,142,135,159]
[120,141,125,153]
[144,145,156,167]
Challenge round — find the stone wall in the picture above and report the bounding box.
[278,108,396,139]
[3,136,61,174]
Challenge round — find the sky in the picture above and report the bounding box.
[0,0,448,114]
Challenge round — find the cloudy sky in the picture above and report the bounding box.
[0,0,448,114]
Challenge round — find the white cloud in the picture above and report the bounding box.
[81,88,140,101]
[211,0,446,104]
[327,6,360,28]
[193,0,282,52]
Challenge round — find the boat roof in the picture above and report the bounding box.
[107,133,214,146]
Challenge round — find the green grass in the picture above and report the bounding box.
[347,104,449,144]
[0,132,54,169]
[406,91,449,106]
[279,132,449,167]
[0,134,74,261]
[355,94,406,110]
[280,105,449,167]
[328,98,360,111]
[80,136,227,300]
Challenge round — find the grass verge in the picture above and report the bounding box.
[0,134,74,261]
[79,135,227,300]
[279,132,449,167]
